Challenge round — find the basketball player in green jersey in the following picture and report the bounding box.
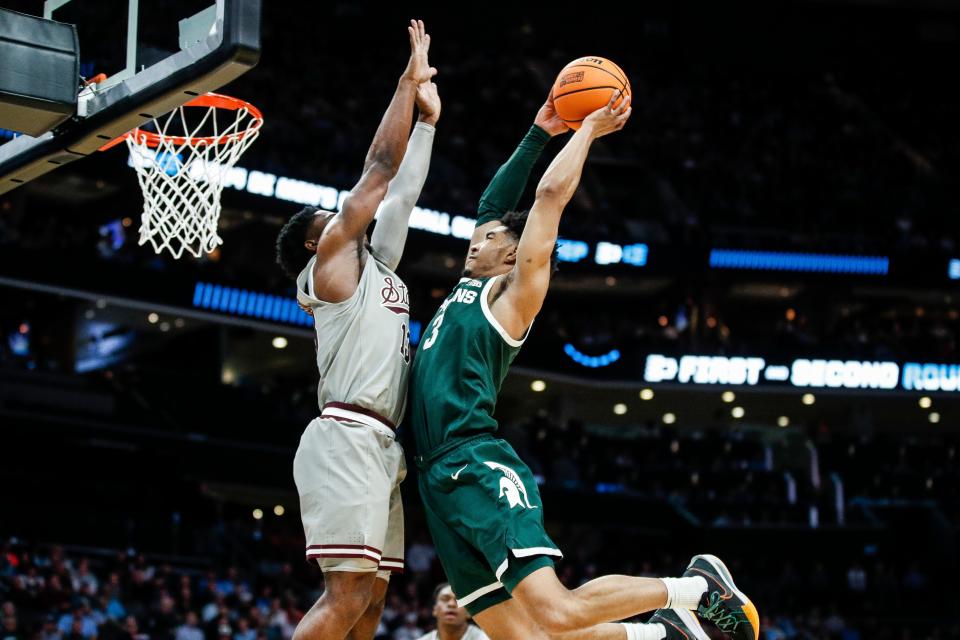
[408,90,760,640]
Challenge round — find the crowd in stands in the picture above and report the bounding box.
[0,532,954,640]
[2,373,957,639]
[538,294,960,366]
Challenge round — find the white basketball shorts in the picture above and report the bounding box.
[293,403,406,575]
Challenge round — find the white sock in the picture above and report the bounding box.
[660,576,708,610]
[623,622,666,640]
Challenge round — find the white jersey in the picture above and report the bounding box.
[416,626,489,640]
[295,252,411,426]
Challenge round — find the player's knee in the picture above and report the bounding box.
[315,575,375,623]
[529,598,587,635]
[334,588,373,619]
[364,592,386,620]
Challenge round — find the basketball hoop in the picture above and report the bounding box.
[116,93,263,259]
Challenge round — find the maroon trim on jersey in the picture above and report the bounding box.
[319,414,363,425]
[383,305,409,316]
[305,544,383,554]
[305,544,382,563]
[379,556,405,574]
[322,402,397,431]
[306,552,379,562]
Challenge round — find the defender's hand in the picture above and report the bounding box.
[416,81,441,126]
[401,19,437,84]
[534,92,569,137]
[582,90,632,139]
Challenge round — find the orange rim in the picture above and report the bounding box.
[124,92,263,148]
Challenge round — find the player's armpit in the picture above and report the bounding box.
[321,165,393,249]
[489,262,551,342]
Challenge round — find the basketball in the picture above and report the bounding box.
[552,56,631,130]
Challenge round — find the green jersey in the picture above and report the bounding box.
[409,275,526,454]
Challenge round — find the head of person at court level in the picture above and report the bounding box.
[432,583,470,629]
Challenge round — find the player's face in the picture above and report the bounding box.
[433,586,468,626]
[463,226,517,278]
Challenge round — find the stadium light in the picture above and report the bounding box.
[252,509,263,520]
[273,505,285,516]
[613,403,628,415]
[919,397,932,409]
[802,393,816,405]
[639,388,654,401]
[272,336,288,350]
[663,412,676,425]
[777,416,790,427]
[929,412,941,424]
[147,312,159,324]
[731,406,745,419]
[531,380,546,392]
[722,391,736,403]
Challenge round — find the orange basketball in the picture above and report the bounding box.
[552,56,631,130]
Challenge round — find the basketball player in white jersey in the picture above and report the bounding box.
[418,583,490,640]
[273,20,438,640]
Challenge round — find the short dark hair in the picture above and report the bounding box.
[432,582,451,604]
[500,210,559,274]
[276,206,319,280]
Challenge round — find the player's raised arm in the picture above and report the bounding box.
[369,81,440,271]
[318,20,437,255]
[493,91,631,336]
[469,92,568,249]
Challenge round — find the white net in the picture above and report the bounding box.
[125,95,262,259]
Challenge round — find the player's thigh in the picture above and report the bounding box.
[473,597,550,640]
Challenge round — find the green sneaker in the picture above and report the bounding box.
[648,608,711,640]
[683,554,759,640]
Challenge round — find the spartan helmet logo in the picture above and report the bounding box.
[483,461,538,510]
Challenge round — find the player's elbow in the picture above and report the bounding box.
[389,193,419,214]
[535,181,566,202]
[366,151,402,179]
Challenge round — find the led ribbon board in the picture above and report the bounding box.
[193,282,314,327]
[643,353,960,392]
[564,344,621,368]
[709,250,889,275]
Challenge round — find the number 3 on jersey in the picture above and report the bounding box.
[422,287,478,350]
[422,310,444,350]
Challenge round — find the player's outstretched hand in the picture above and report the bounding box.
[534,91,569,137]
[582,90,631,139]
[402,19,438,84]
[416,81,441,126]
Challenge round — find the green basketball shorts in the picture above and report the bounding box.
[416,434,562,616]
